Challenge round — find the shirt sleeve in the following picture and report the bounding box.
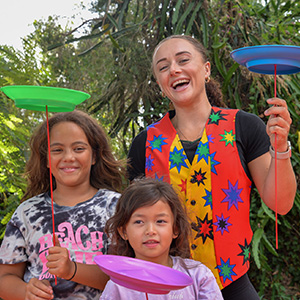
[127,130,147,181]
[0,208,28,264]
[236,110,270,164]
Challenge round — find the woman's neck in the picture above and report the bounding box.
[172,100,212,142]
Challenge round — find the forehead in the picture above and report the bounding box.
[132,199,173,216]
[153,38,198,63]
[51,121,87,139]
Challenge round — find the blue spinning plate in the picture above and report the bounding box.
[230,45,300,75]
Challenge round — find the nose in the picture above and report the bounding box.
[145,223,156,236]
[63,149,75,161]
[169,61,181,76]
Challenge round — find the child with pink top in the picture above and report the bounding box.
[100,178,223,299]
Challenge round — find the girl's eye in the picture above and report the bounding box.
[157,219,167,224]
[51,148,62,153]
[74,147,86,152]
[133,220,143,224]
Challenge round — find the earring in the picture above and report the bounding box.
[205,76,211,83]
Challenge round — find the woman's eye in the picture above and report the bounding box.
[179,58,189,63]
[75,147,85,152]
[159,65,168,72]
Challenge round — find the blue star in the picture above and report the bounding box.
[207,134,215,144]
[195,141,210,164]
[203,189,212,209]
[221,180,243,210]
[210,152,220,175]
[154,173,164,182]
[145,154,154,172]
[149,134,168,152]
[216,257,237,283]
[169,147,188,173]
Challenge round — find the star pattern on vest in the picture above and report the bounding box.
[207,133,215,143]
[195,141,210,163]
[208,109,228,125]
[220,129,235,146]
[178,179,187,193]
[145,154,154,172]
[154,173,164,181]
[190,168,207,186]
[169,146,188,172]
[213,213,232,235]
[238,239,251,266]
[149,134,168,152]
[203,189,212,209]
[216,257,237,283]
[221,180,244,210]
[210,152,221,175]
[191,213,213,244]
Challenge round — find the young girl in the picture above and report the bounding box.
[0,110,126,300]
[100,178,223,299]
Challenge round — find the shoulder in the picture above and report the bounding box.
[237,109,266,123]
[92,189,120,206]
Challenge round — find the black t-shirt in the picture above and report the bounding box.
[127,110,270,182]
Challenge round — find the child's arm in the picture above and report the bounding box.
[0,263,53,300]
[47,236,110,291]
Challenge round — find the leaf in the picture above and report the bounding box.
[262,233,278,256]
[252,228,264,269]
[174,2,195,34]
[106,13,119,30]
[198,9,208,48]
[172,0,185,26]
[185,1,203,35]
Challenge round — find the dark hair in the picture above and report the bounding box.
[152,35,226,108]
[22,110,126,200]
[105,177,191,258]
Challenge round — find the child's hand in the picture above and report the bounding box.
[25,278,53,299]
[47,235,75,280]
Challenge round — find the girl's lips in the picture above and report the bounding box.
[60,167,78,173]
[143,240,159,248]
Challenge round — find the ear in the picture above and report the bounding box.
[204,61,211,77]
[117,227,127,240]
[92,153,96,166]
[172,227,179,239]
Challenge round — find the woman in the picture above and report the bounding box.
[127,35,296,299]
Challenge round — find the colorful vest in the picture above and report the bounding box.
[145,107,252,289]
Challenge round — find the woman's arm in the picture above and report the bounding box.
[248,97,296,215]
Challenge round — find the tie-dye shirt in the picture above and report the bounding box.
[100,256,223,299]
[0,189,120,300]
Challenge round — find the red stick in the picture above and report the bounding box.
[274,65,278,249]
[46,105,57,284]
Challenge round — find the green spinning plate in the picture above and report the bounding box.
[0,85,90,112]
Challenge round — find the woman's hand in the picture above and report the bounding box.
[25,278,53,300]
[264,97,292,152]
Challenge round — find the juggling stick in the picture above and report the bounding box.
[0,85,90,283]
[230,45,300,249]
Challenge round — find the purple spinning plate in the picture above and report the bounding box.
[94,255,193,294]
[230,45,300,75]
